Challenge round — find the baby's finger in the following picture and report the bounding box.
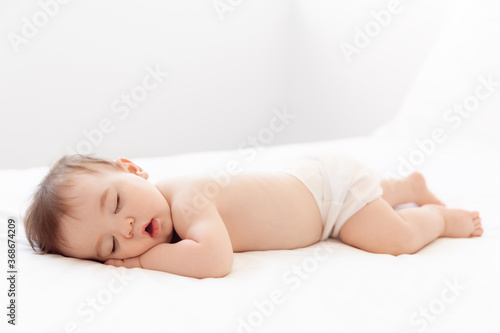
[104,258,124,267]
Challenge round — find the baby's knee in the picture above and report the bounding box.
[390,238,420,256]
[388,223,422,255]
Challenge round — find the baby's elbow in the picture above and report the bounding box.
[218,252,234,277]
[209,253,233,278]
[201,250,233,279]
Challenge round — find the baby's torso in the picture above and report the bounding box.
[158,173,323,252]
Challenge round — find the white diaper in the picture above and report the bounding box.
[281,154,383,240]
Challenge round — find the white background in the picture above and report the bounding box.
[0,0,481,169]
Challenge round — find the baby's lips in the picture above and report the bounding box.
[151,219,160,238]
[143,219,160,238]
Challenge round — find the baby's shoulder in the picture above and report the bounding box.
[155,175,212,195]
[155,176,220,224]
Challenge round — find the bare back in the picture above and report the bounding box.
[157,173,323,252]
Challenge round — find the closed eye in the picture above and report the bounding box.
[114,193,120,214]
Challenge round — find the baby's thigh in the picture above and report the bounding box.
[338,198,410,255]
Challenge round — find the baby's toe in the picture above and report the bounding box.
[469,212,482,237]
[471,227,484,237]
[472,219,483,237]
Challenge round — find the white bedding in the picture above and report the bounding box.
[1,134,499,333]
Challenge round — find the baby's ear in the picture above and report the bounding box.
[115,158,149,180]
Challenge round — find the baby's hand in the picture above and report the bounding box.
[104,257,142,269]
[104,258,125,267]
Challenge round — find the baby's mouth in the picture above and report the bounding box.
[144,219,160,238]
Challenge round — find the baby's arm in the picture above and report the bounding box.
[106,205,234,278]
[105,256,141,269]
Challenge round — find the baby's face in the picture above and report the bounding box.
[59,160,173,261]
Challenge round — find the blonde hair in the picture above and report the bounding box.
[24,155,120,254]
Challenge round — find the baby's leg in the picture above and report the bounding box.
[381,172,444,208]
[339,198,483,256]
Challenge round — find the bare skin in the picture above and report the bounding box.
[162,171,483,260]
[65,160,482,278]
[159,172,324,253]
[339,172,484,255]
[60,160,323,278]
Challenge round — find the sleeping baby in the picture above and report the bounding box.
[24,154,483,278]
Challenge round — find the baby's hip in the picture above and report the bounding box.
[281,154,383,239]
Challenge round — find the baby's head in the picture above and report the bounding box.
[24,154,173,262]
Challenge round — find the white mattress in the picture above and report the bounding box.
[1,135,499,333]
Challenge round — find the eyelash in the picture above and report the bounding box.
[112,193,120,254]
[114,193,120,214]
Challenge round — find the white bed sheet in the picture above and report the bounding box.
[1,135,499,333]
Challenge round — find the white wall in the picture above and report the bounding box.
[0,0,459,169]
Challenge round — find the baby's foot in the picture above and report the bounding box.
[408,172,445,207]
[429,205,484,238]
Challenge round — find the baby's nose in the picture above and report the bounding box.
[122,218,135,238]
